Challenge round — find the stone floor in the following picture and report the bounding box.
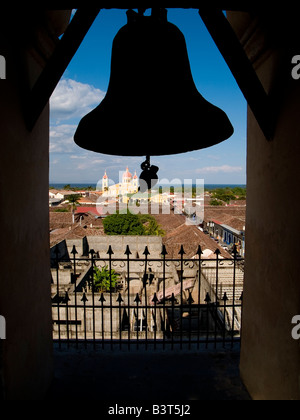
[46,344,251,401]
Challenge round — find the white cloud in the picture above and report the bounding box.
[91,158,106,165]
[206,154,221,161]
[75,158,107,171]
[70,154,87,159]
[50,124,78,153]
[76,162,89,170]
[196,165,243,174]
[50,78,105,123]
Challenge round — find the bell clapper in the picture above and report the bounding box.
[139,155,159,193]
[141,155,151,171]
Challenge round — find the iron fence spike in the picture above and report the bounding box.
[179,245,186,256]
[117,293,124,303]
[124,245,132,256]
[81,292,88,303]
[222,292,229,301]
[152,293,159,304]
[188,292,194,305]
[233,244,238,259]
[170,293,176,304]
[99,293,106,303]
[71,245,78,255]
[134,293,141,303]
[196,245,203,255]
[143,246,150,256]
[107,245,114,255]
[205,292,211,303]
[161,245,168,256]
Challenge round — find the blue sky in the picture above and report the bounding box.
[49,9,247,186]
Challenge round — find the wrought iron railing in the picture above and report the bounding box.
[51,243,243,350]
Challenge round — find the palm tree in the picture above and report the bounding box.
[68,194,80,224]
[93,266,119,293]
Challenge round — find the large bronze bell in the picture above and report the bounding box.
[74,9,234,156]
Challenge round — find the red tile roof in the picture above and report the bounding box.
[76,206,102,216]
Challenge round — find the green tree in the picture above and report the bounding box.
[103,213,145,235]
[232,187,246,200]
[103,213,165,236]
[210,198,224,206]
[139,215,165,236]
[211,188,236,204]
[93,266,119,293]
[54,208,69,212]
[86,186,96,191]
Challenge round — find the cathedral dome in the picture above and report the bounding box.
[123,167,132,179]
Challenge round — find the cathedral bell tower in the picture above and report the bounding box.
[102,170,108,192]
[133,171,138,191]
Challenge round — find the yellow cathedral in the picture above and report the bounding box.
[102,167,139,196]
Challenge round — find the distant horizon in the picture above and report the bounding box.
[49,182,246,189]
